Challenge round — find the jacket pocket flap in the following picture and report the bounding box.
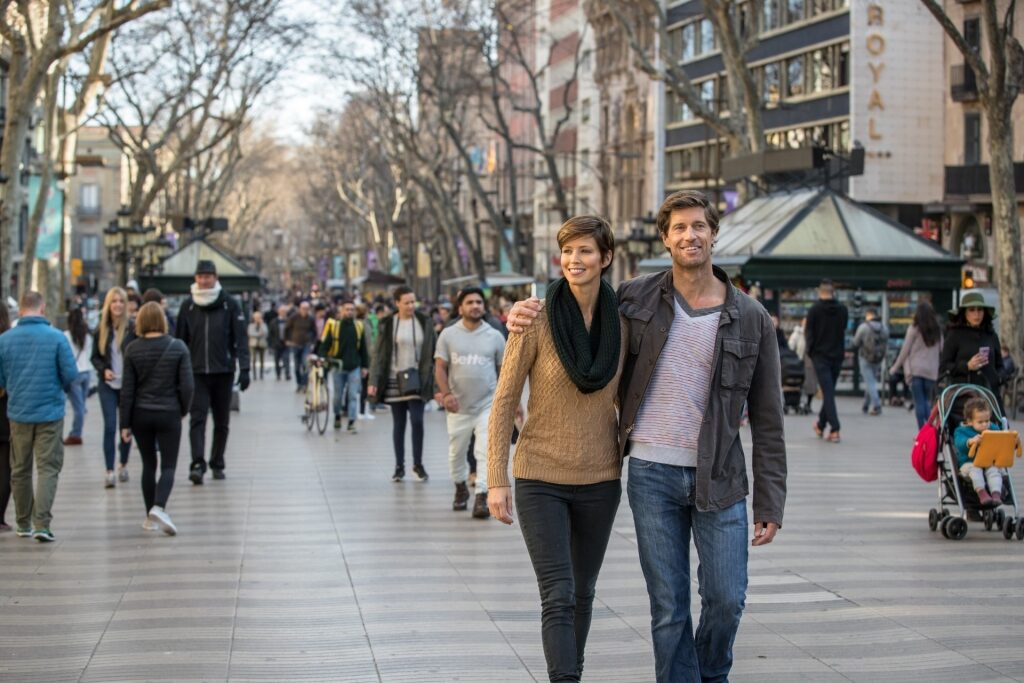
[620,302,654,323]
[722,338,758,358]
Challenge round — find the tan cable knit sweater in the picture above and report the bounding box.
[487,310,626,488]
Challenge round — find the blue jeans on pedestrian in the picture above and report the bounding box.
[98,382,130,471]
[66,370,90,438]
[627,459,748,683]
[292,346,309,388]
[813,356,843,433]
[333,367,361,421]
[911,377,936,429]
[859,356,881,412]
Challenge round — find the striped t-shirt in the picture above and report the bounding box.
[629,292,722,468]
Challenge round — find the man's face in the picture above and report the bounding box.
[662,207,714,270]
[277,306,288,318]
[299,302,310,317]
[195,273,217,290]
[340,303,355,319]
[397,293,416,317]
[459,295,485,322]
[438,307,451,322]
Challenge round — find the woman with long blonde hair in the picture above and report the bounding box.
[91,287,136,488]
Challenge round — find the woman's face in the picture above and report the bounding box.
[560,236,611,288]
[397,293,417,318]
[109,295,125,320]
[965,306,985,328]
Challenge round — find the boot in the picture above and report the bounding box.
[453,482,470,511]
[472,493,490,519]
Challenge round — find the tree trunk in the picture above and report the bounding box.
[19,73,59,296]
[0,107,29,301]
[985,101,1023,365]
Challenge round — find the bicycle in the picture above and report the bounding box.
[302,355,330,434]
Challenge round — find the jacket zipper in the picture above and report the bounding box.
[204,315,210,373]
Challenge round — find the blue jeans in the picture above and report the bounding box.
[66,371,90,437]
[98,382,130,471]
[332,367,362,421]
[813,356,843,433]
[859,356,881,412]
[292,346,309,388]
[911,377,936,429]
[627,459,748,683]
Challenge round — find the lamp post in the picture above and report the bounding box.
[626,213,659,277]
[141,232,173,276]
[103,207,155,287]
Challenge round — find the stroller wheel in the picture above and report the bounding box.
[1016,518,1024,541]
[983,509,994,531]
[946,517,968,541]
[940,515,952,538]
[941,508,951,519]
[995,508,1006,529]
[1002,516,1016,540]
[928,508,939,531]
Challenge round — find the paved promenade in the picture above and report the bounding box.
[1,378,1023,682]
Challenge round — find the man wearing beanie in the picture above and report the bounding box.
[176,260,250,484]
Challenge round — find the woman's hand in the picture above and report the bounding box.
[968,352,988,371]
[488,487,514,525]
[368,385,377,398]
[103,369,115,382]
[120,428,131,443]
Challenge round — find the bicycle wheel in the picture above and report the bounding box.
[304,374,316,432]
[315,374,330,434]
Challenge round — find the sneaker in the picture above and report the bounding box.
[105,472,116,489]
[63,436,82,445]
[142,518,159,531]
[453,482,470,511]
[189,465,204,486]
[334,414,342,429]
[15,527,32,537]
[976,488,993,507]
[826,432,841,443]
[211,470,226,481]
[118,467,129,483]
[361,411,376,421]
[347,420,358,434]
[990,490,1003,506]
[412,465,429,482]
[869,407,882,416]
[0,523,11,532]
[33,528,55,543]
[813,423,824,439]
[472,493,490,519]
[148,506,178,536]
[391,467,405,482]
[468,472,477,488]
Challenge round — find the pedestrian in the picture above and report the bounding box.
[892,300,943,429]
[806,279,849,442]
[248,310,269,380]
[852,308,889,416]
[91,286,136,487]
[940,290,1005,415]
[120,302,194,535]
[284,301,317,392]
[488,216,624,682]
[318,300,369,432]
[63,307,93,446]
[787,317,817,413]
[368,286,436,483]
[356,304,374,420]
[0,291,79,542]
[435,287,506,519]
[142,287,176,336]
[507,191,787,683]
[176,260,250,484]
[269,304,291,381]
[0,305,12,532]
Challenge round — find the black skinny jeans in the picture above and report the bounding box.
[813,356,844,433]
[0,441,10,525]
[133,410,181,511]
[190,373,234,473]
[515,478,621,682]
[389,399,424,468]
[274,346,290,380]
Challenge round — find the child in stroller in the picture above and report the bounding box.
[954,397,1005,507]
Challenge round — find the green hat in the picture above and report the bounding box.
[949,289,997,319]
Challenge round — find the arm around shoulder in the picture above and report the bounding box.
[748,311,787,528]
[487,324,538,489]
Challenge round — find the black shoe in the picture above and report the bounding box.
[472,493,490,519]
[453,482,469,511]
[334,414,342,429]
[392,467,405,482]
[189,465,204,485]
[347,420,357,434]
[212,470,226,480]
[412,465,429,482]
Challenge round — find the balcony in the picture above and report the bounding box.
[945,163,1024,196]
[951,64,978,102]
[76,205,102,220]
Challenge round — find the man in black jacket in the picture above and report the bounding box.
[176,260,250,484]
[806,279,849,442]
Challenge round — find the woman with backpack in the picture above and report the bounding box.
[892,300,943,429]
[63,308,93,446]
[91,287,137,488]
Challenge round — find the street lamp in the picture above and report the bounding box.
[141,232,173,276]
[626,213,659,276]
[103,206,156,286]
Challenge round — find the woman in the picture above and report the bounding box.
[892,300,943,428]
[91,287,136,488]
[120,302,194,535]
[940,290,1005,414]
[0,306,11,531]
[63,307,93,445]
[488,216,625,683]
[248,310,269,380]
[787,317,817,413]
[368,285,436,483]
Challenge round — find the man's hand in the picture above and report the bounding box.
[368,385,377,398]
[443,394,460,413]
[238,369,251,392]
[488,487,514,525]
[507,297,544,334]
[103,369,115,382]
[751,521,779,547]
[120,428,132,444]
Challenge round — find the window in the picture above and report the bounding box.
[668,27,683,61]
[581,98,591,123]
[81,234,100,262]
[762,63,781,104]
[838,43,850,87]
[763,0,782,31]
[787,0,805,22]
[699,79,715,111]
[964,112,982,165]
[79,183,100,216]
[787,55,805,96]
[964,17,981,52]
[681,22,696,61]
[700,18,715,54]
[667,91,693,123]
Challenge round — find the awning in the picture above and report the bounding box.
[350,270,406,287]
[138,238,263,295]
[441,271,534,288]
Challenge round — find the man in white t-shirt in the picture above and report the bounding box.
[434,287,506,519]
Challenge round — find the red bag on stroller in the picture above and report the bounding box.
[911,404,939,482]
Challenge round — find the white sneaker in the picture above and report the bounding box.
[361,411,375,421]
[148,506,177,536]
[142,518,159,531]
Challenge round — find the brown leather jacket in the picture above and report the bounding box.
[617,267,787,526]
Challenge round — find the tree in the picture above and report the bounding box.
[0,0,169,299]
[920,0,1024,364]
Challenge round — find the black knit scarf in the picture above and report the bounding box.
[545,277,620,394]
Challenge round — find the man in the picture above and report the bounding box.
[285,301,317,392]
[0,291,78,542]
[176,260,250,484]
[853,307,888,416]
[806,279,849,442]
[268,304,292,381]
[434,287,505,519]
[142,287,175,335]
[318,300,369,432]
[508,190,786,682]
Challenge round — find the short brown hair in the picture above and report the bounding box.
[135,302,168,335]
[556,215,615,273]
[964,397,991,422]
[19,290,44,312]
[657,190,720,239]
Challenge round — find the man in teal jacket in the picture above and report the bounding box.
[0,291,78,542]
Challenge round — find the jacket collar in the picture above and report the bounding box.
[16,316,50,326]
[657,264,739,323]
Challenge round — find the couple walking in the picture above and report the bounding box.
[487,190,788,683]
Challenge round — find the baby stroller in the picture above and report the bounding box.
[928,383,1023,541]
[780,344,807,415]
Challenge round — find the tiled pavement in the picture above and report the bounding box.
[1,379,1023,683]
